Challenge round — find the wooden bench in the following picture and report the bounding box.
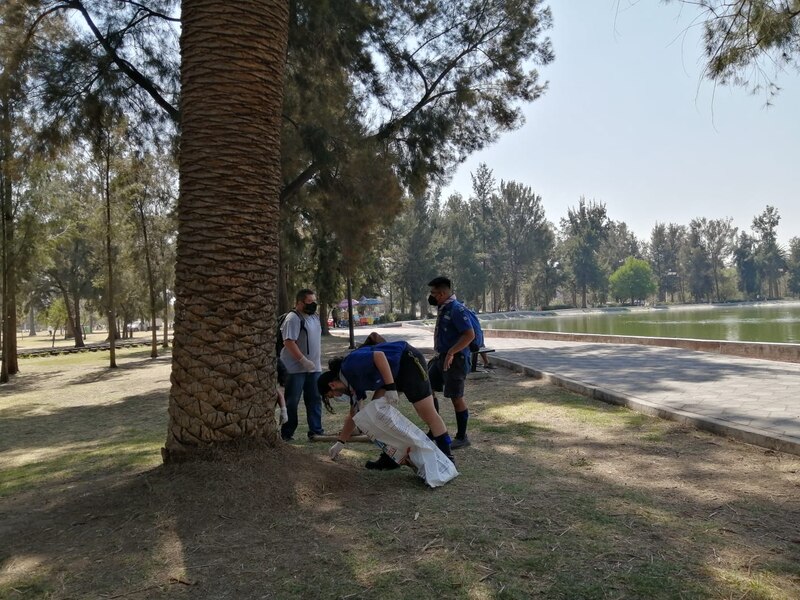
[470,347,496,372]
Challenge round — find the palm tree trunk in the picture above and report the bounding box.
[164,0,289,460]
[1,97,18,379]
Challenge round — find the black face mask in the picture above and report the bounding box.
[303,302,317,315]
[428,294,438,306]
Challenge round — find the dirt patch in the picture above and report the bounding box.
[1,345,799,599]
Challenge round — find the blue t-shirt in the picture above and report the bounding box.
[340,341,408,400]
[434,299,473,359]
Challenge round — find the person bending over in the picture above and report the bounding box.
[317,340,454,470]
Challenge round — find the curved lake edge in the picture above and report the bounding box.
[479,299,800,321]
[409,300,800,363]
[482,328,800,364]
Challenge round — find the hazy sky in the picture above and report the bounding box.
[442,1,799,248]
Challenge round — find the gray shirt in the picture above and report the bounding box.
[280,311,322,373]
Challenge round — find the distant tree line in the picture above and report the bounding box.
[372,164,800,316]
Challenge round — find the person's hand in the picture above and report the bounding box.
[443,353,454,371]
[299,356,315,372]
[279,406,288,425]
[383,389,399,406]
[329,441,345,460]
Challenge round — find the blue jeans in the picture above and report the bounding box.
[281,371,323,439]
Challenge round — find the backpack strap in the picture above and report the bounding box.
[290,309,309,354]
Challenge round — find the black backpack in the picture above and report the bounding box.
[276,310,307,356]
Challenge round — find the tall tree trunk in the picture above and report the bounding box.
[72,292,85,347]
[320,301,329,335]
[136,198,159,358]
[1,98,18,379]
[56,281,85,348]
[164,0,288,460]
[103,131,117,368]
[28,306,36,336]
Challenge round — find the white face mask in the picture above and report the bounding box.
[334,393,351,404]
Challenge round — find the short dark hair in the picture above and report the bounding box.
[359,332,386,347]
[427,276,451,290]
[295,288,315,302]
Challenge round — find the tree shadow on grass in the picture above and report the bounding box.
[0,371,64,397]
[3,362,799,599]
[0,440,462,599]
[66,356,172,386]
[0,390,168,456]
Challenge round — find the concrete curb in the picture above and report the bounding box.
[493,356,800,457]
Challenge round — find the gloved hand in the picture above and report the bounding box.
[383,389,399,406]
[299,357,315,372]
[329,441,345,460]
[279,406,288,425]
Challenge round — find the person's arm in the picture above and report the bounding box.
[340,405,358,441]
[282,313,313,368]
[329,404,358,459]
[371,351,399,404]
[276,387,288,424]
[372,351,394,385]
[284,338,314,371]
[283,338,304,362]
[444,329,475,370]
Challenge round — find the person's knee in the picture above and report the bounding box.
[452,397,467,412]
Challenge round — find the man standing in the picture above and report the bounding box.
[280,288,324,441]
[427,276,475,449]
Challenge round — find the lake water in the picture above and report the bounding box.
[483,302,800,344]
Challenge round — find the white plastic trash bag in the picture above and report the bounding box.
[353,397,459,488]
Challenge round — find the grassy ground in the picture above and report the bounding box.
[1,340,799,599]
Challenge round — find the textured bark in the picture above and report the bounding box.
[1,96,18,379]
[164,0,288,458]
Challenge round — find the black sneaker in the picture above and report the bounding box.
[450,435,471,450]
[365,452,400,470]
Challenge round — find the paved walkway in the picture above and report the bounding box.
[330,325,800,456]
